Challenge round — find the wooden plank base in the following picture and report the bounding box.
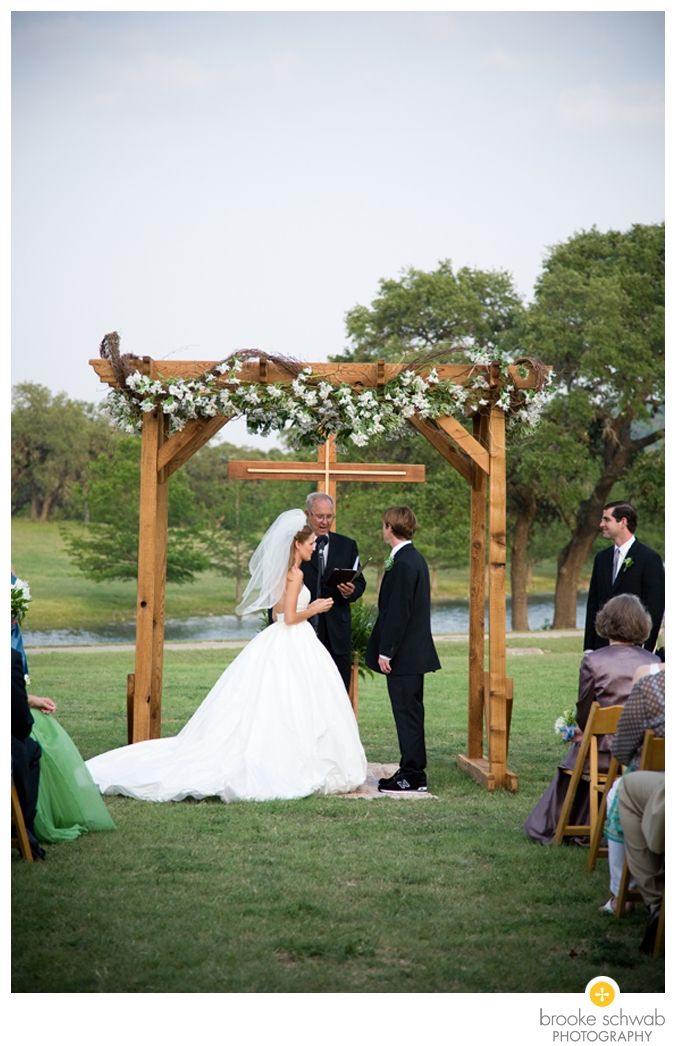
[456,754,519,792]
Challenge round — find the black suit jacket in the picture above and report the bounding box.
[583,539,664,652]
[11,648,34,741]
[301,531,366,658]
[365,543,441,676]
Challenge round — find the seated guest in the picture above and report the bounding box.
[10,610,116,844]
[599,664,664,914]
[11,649,45,860]
[618,770,665,954]
[525,595,659,844]
[30,700,117,843]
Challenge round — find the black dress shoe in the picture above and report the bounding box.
[378,770,428,793]
[27,832,47,860]
[639,904,661,955]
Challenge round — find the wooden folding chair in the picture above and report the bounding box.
[11,780,34,862]
[553,702,625,846]
[587,753,622,871]
[652,895,665,959]
[615,730,665,921]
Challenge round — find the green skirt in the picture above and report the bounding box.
[31,712,116,843]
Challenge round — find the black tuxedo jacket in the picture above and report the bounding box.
[365,543,441,676]
[301,531,366,658]
[583,539,664,652]
[11,647,41,835]
[11,648,34,741]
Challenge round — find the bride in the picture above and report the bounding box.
[86,510,367,802]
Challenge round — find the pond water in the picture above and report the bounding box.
[23,594,586,647]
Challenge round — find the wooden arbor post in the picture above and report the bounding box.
[411,399,515,791]
[90,353,545,788]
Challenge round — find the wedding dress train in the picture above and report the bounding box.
[86,587,367,802]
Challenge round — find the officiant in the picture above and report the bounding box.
[302,492,366,690]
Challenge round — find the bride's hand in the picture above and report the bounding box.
[310,597,334,616]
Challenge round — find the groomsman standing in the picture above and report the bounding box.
[584,501,664,653]
[366,506,440,793]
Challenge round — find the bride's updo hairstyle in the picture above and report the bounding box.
[288,525,314,570]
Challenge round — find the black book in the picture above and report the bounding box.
[324,558,371,589]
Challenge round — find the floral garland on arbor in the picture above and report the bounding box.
[103,347,552,452]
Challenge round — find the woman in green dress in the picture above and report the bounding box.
[29,703,116,842]
[11,573,115,843]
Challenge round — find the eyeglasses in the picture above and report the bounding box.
[311,513,334,522]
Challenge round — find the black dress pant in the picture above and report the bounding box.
[316,616,351,692]
[386,673,427,779]
[12,735,41,834]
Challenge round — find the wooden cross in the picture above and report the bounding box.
[227,435,425,524]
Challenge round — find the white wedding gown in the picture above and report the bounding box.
[86,587,367,802]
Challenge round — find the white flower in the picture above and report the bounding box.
[109,355,547,446]
[11,577,32,623]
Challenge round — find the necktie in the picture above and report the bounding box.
[613,546,621,582]
[315,536,328,598]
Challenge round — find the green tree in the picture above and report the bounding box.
[336,260,525,359]
[507,400,597,629]
[11,383,118,521]
[183,441,311,602]
[333,433,470,595]
[520,223,664,627]
[62,437,210,583]
[332,259,525,600]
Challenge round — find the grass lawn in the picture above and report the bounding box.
[11,637,664,994]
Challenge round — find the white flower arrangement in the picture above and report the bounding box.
[554,708,578,742]
[104,352,550,451]
[11,576,31,623]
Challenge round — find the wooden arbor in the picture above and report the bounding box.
[90,355,545,792]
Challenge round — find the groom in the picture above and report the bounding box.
[366,505,440,793]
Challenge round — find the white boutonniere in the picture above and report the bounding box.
[622,557,634,573]
[384,554,394,573]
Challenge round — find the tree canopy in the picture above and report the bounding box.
[335,259,524,360]
[11,383,118,521]
[520,223,664,625]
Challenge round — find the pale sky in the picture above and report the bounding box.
[10,8,665,449]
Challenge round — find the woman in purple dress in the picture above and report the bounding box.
[525,595,659,844]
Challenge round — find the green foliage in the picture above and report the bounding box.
[606,444,665,558]
[183,441,313,600]
[11,383,118,521]
[61,437,210,585]
[525,224,664,420]
[335,259,525,360]
[519,224,664,543]
[349,598,378,678]
[320,432,470,582]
